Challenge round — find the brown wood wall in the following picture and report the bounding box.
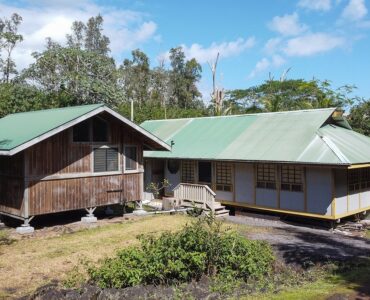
[28,173,142,215]
[1,112,146,217]
[0,153,24,216]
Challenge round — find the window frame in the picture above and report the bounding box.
[256,163,277,190]
[92,145,121,174]
[215,162,233,192]
[181,160,195,183]
[124,145,139,173]
[280,165,303,192]
[71,117,110,144]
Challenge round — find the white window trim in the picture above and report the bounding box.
[91,144,121,174]
[124,144,139,174]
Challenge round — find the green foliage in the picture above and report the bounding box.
[146,179,171,198]
[225,78,358,113]
[118,102,208,124]
[88,218,274,288]
[348,100,370,136]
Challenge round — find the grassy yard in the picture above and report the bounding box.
[0,215,189,298]
[0,215,369,299]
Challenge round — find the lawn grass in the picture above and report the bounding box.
[0,214,189,298]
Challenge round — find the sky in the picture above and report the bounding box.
[1,0,370,102]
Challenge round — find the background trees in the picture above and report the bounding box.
[0,12,369,135]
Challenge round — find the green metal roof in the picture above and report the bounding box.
[141,108,370,165]
[0,104,170,155]
[0,104,103,151]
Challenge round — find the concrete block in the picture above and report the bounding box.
[16,226,34,234]
[162,197,181,211]
[0,222,5,228]
[133,208,148,216]
[81,216,98,223]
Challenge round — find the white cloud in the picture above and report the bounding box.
[268,13,308,36]
[263,38,282,55]
[0,1,159,70]
[298,0,332,11]
[248,55,286,78]
[159,37,255,64]
[341,0,368,21]
[283,33,345,56]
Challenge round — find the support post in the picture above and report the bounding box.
[81,207,97,223]
[133,200,147,215]
[16,216,35,234]
[0,214,5,228]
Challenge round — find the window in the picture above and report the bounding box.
[73,117,109,143]
[348,168,370,192]
[256,164,276,189]
[361,168,370,189]
[181,161,195,183]
[281,165,303,192]
[73,120,90,142]
[92,118,108,142]
[125,146,138,171]
[216,163,233,192]
[198,161,212,184]
[93,147,119,172]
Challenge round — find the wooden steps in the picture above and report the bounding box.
[182,199,230,217]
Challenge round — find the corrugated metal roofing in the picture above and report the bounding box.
[141,108,370,165]
[0,104,170,155]
[0,104,103,151]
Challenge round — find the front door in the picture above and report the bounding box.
[198,161,212,186]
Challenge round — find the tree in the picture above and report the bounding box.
[22,16,120,107]
[168,47,202,108]
[0,13,23,83]
[348,100,370,136]
[225,77,357,113]
[118,49,151,108]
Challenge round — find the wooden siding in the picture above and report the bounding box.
[1,112,146,217]
[28,173,142,215]
[0,153,24,216]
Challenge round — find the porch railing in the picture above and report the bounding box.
[173,183,216,212]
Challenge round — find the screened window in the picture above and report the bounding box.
[361,168,370,189]
[93,147,119,172]
[125,146,138,171]
[92,118,108,142]
[216,163,233,192]
[281,165,303,192]
[181,161,195,183]
[73,117,109,143]
[256,164,276,189]
[73,120,90,142]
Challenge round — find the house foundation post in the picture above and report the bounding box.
[0,214,5,228]
[81,207,97,223]
[133,200,147,215]
[16,216,35,234]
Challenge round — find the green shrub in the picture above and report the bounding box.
[88,218,274,288]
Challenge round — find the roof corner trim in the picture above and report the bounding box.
[319,134,350,164]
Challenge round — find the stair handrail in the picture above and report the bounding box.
[173,183,216,213]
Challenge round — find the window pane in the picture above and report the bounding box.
[106,148,119,171]
[125,146,137,170]
[73,120,90,142]
[94,148,106,172]
[181,161,195,183]
[92,117,108,142]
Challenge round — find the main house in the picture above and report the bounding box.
[0,104,170,232]
[141,108,370,222]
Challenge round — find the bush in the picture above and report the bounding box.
[88,218,274,288]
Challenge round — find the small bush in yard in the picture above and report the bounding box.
[88,217,274,288]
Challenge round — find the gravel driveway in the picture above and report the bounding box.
[224,215,370,265]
